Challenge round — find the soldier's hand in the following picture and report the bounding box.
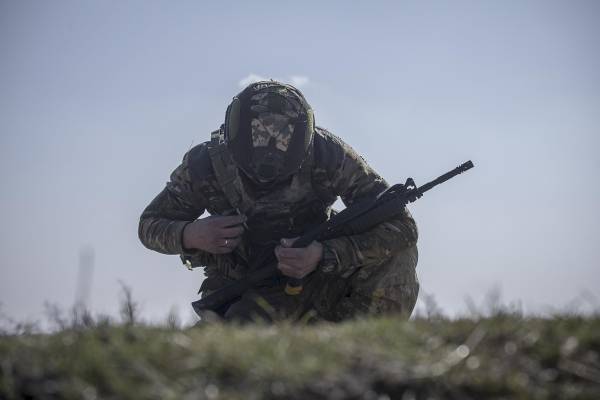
[275,237,323,279]
[182,215,245,254]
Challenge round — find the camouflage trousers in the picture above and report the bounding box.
[213,244,419,323]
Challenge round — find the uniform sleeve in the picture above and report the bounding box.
[318,133,418,278]
[138,149,208,256]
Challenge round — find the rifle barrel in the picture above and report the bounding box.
[416,160,474,196]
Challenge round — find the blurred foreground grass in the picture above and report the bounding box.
[1,311,599,399]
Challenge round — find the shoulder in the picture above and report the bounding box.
[183,141,215,182]
[313,126,348,170]
[311,126,361,198]
[168,139,224,206]
[313,126,364,172]
[313,126,349,151]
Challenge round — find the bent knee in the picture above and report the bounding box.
[351,244,419,316]
[369,281,419,316]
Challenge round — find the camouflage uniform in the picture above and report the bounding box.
[139,125,419,322]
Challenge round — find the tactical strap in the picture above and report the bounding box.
[297,141,314,183]
[208,128,244,212]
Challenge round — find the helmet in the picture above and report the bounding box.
[224,81,314,184]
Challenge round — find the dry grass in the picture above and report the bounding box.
[1,301,599,400]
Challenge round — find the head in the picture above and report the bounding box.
[224,81,314,185]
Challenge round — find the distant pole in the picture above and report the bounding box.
[75,245,95,310]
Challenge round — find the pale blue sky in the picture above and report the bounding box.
[1,0,599,323]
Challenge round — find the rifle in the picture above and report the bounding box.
[192,160,474,316]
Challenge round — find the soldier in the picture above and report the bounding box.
[138,81,419,322]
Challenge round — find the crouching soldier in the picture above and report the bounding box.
[138,81,419,322]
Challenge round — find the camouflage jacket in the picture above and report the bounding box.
[138,127,418,282]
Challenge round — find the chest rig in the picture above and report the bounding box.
[207,126,332,256]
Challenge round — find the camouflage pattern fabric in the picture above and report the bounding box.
[139,127,419,322]
[242,86,308,183]
[318,244,419,321]
[250,112,294,151]
[196,244,419,323]
[249,90,301,118]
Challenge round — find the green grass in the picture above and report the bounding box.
[1,313,599,399]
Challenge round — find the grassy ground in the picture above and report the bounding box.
[1,311,599,399]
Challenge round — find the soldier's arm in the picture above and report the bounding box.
[138,145,218,263]
[315,130,418,278]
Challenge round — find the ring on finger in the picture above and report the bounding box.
[224,239,229,246]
